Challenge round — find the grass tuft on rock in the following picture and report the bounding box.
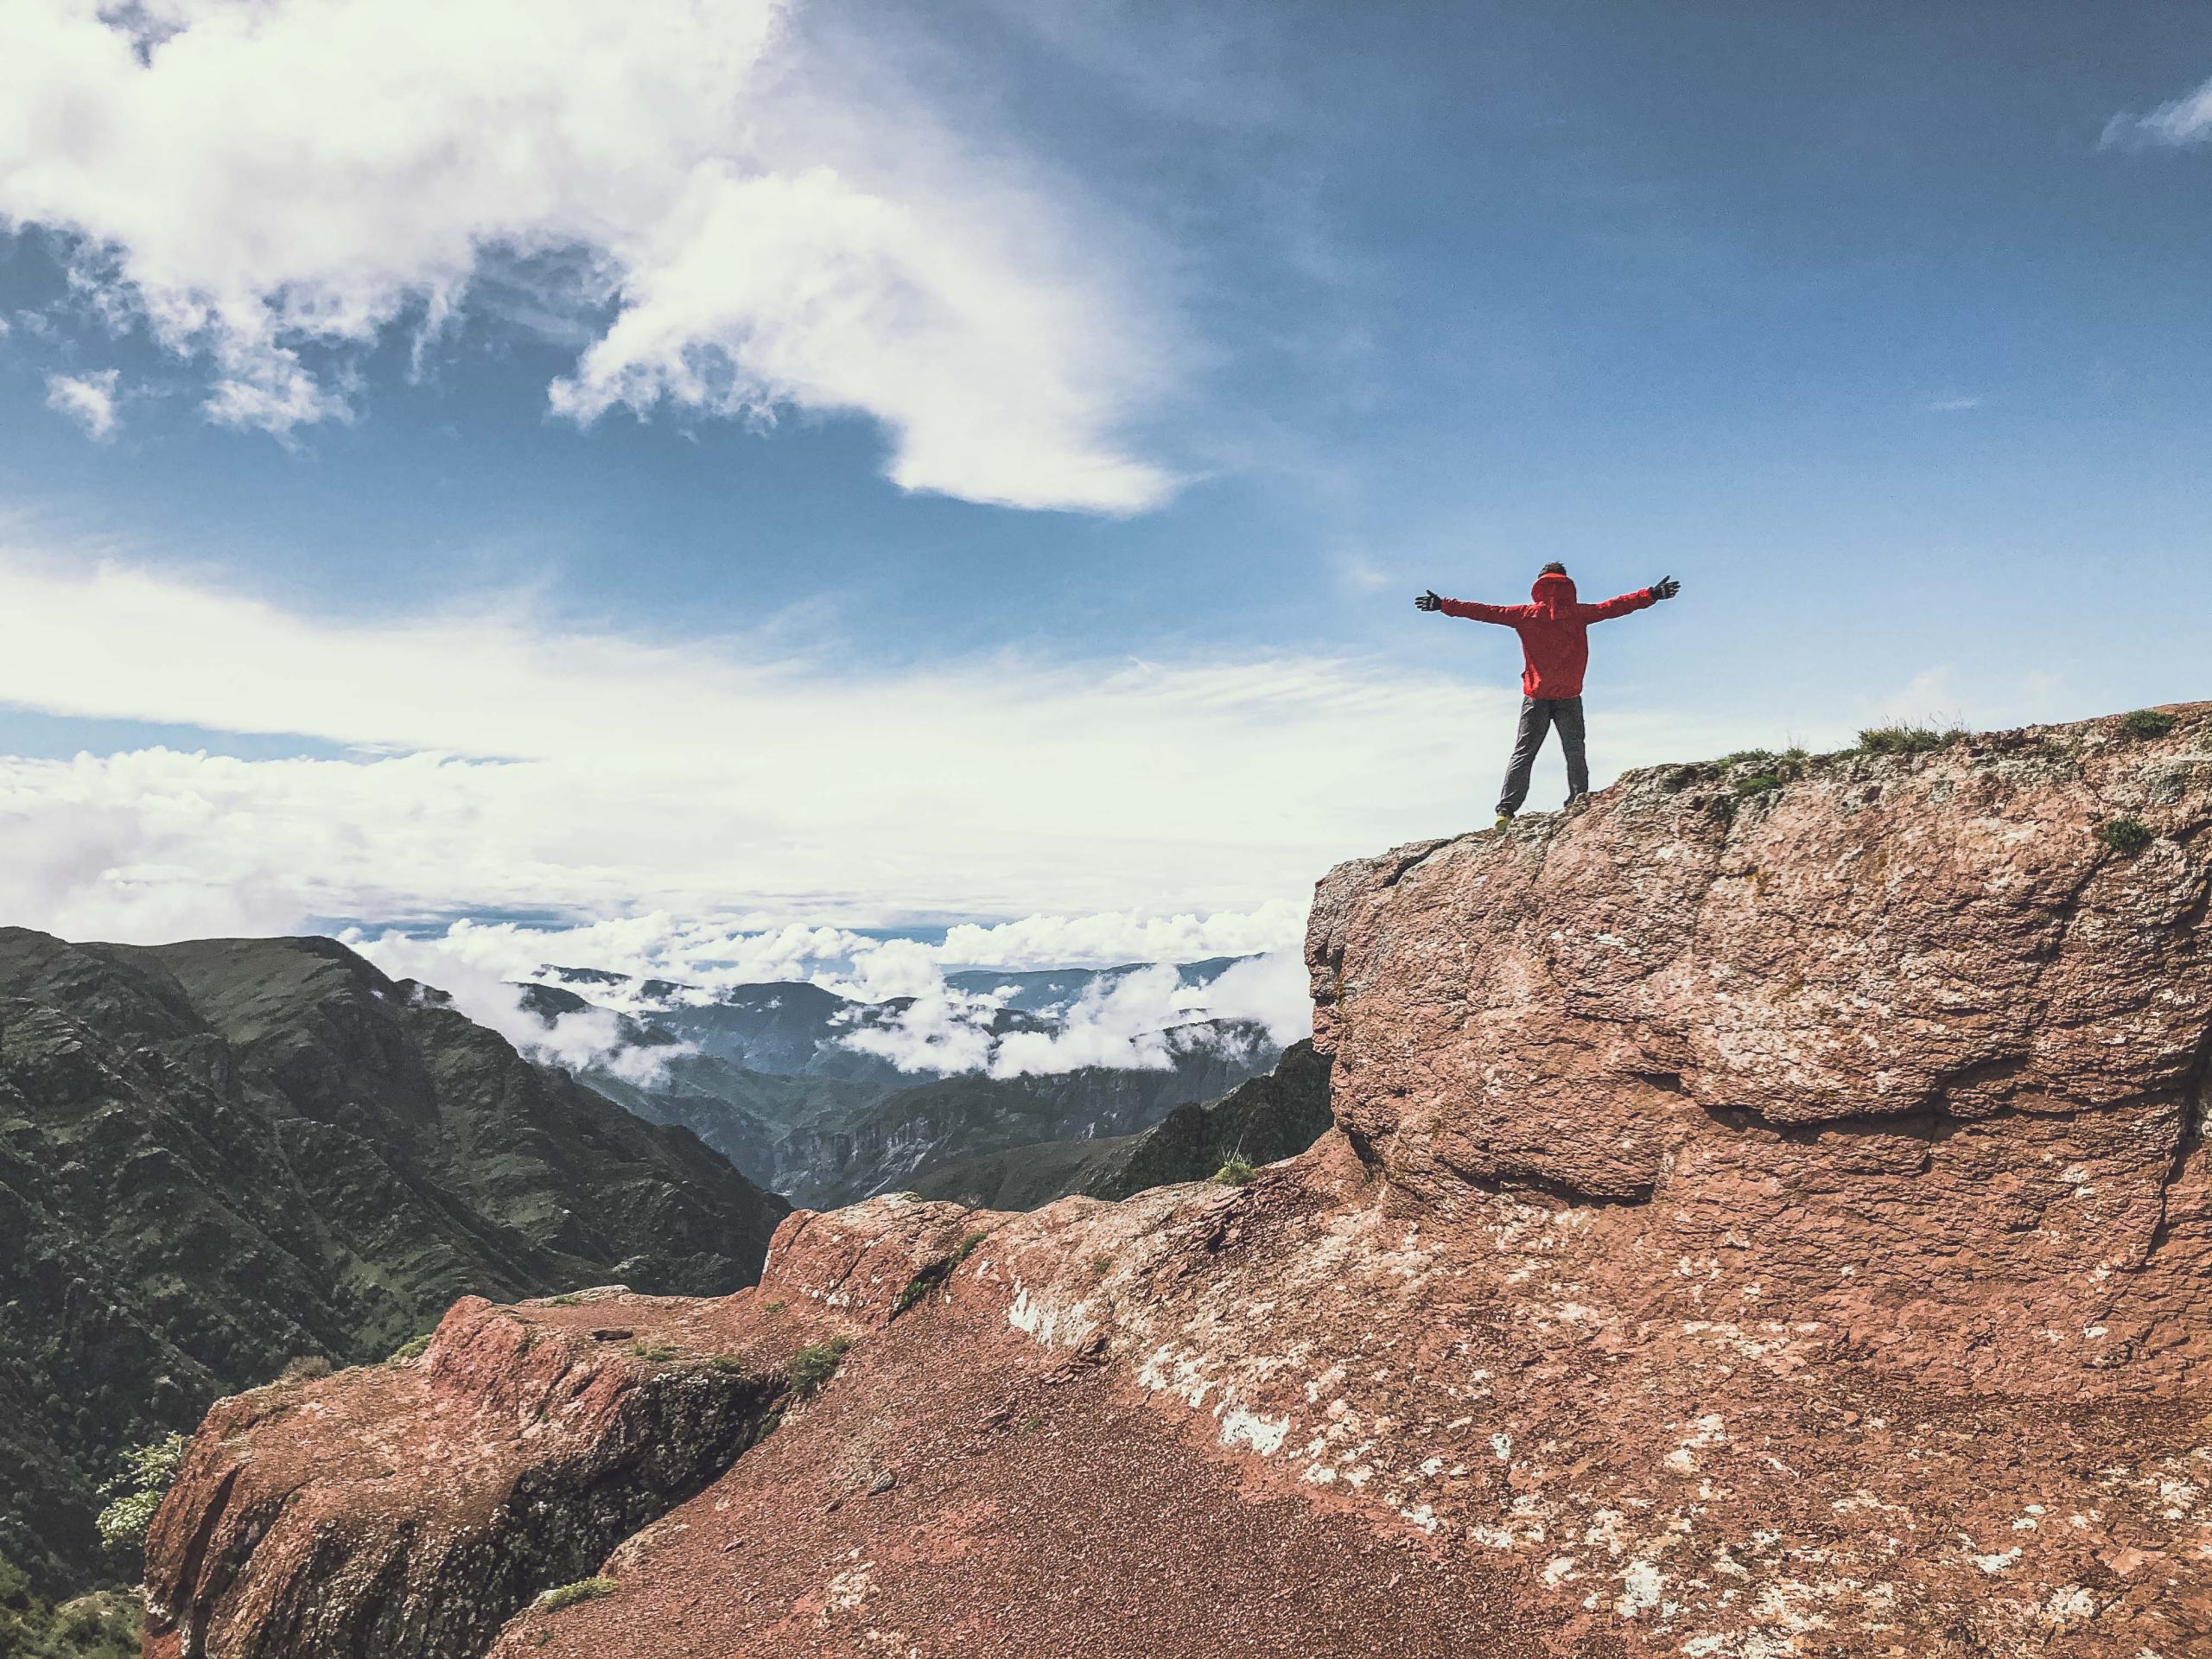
[786,1337,852,1401]
[387,1333,434,1364]
[1857,721,1961,756]
[535,1578,616,1614]
[2097,818,2155,855]
[2120,709,2177,739]
[1212,1157,1259,1186]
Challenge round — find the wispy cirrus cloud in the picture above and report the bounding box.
[2101,74,2212,150]
[41,370,122,440]
[0,0,1174,511]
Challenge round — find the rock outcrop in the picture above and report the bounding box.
[141,708,2212,1657]
[1308,709,2212,1387]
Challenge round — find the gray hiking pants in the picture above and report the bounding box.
[1497,695,1587,816]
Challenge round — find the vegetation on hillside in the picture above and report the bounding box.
[0,1555,139,1659]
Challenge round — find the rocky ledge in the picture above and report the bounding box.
[145,707,2212,1658]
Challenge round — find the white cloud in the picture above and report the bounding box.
[335,913,1301,1081]
[936,903,1307,969]
[0,543,1778,948]
[2102,75,2212,149]
[0,0,1172,511]
[841,950,1308,1078]
[351,928,687,1084]
[1925,395,1980,413]
[42,370,122,440]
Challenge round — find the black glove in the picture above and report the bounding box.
[1651,576,1681,600]
[1414,589,1443,612]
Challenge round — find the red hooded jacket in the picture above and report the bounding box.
[1437,572,1657,699]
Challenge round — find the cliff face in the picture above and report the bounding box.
[1308,710,2212,1388]
[140,709,2212,1659]
[0,931,786,1591]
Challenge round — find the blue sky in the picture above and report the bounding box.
[2,0,2209,976]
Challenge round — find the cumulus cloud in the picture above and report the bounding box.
[0,0,1173,511]
[42,370,122,440]
[2102,75,2212,149]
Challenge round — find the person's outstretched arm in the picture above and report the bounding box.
[1416,589,1528,625]
[1579,575,1680,621]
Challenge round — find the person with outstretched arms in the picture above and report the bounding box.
[1416,562,1681,829]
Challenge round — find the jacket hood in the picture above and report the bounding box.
[1530,571,1578,616]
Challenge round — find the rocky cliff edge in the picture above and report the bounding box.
[144,707,2212,1658]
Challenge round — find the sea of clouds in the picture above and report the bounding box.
[348,906,1313,1085]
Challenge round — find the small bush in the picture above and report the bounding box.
[1733,772,1784,799]
[1212,1157,1258,1187]
[1718,748,1777,770]
[278,1355,333,1383]
[2098,818,2155,855]
[2120,709,2177,739]
[786,1337,852,1402]
[761,1299,786,1314]
[387,1333,434,1363]
[1857,721,1960,756]
[627,1341,679,1363]
[535,1578,616,1613]
[94,1432,190,1553]
[709,1355,747,1374]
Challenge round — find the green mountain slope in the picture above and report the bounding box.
[0,929,788,1594]
[908,1040,1332,1210]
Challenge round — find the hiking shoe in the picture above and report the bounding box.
[1493,812,1514,832]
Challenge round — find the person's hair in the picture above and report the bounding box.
[1538,561,1567,575]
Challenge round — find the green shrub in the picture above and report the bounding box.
[1857,721,1961,756]
[1733,772,1784,799]
[2120,709,2177,739]
[2098,818,2154,855]
[761,1299,786,1314]
[786,1337,852,1402]
[387,1333,434,1363]
[1212,1157,1258,1186]
[1718,748,1777,770]
[535,1578,616,1613]
[93,1432,189,1553]
[627,1341,679,1363]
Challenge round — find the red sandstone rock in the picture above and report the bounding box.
[143,708,2212,1658]
[141,1291,792,1659]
